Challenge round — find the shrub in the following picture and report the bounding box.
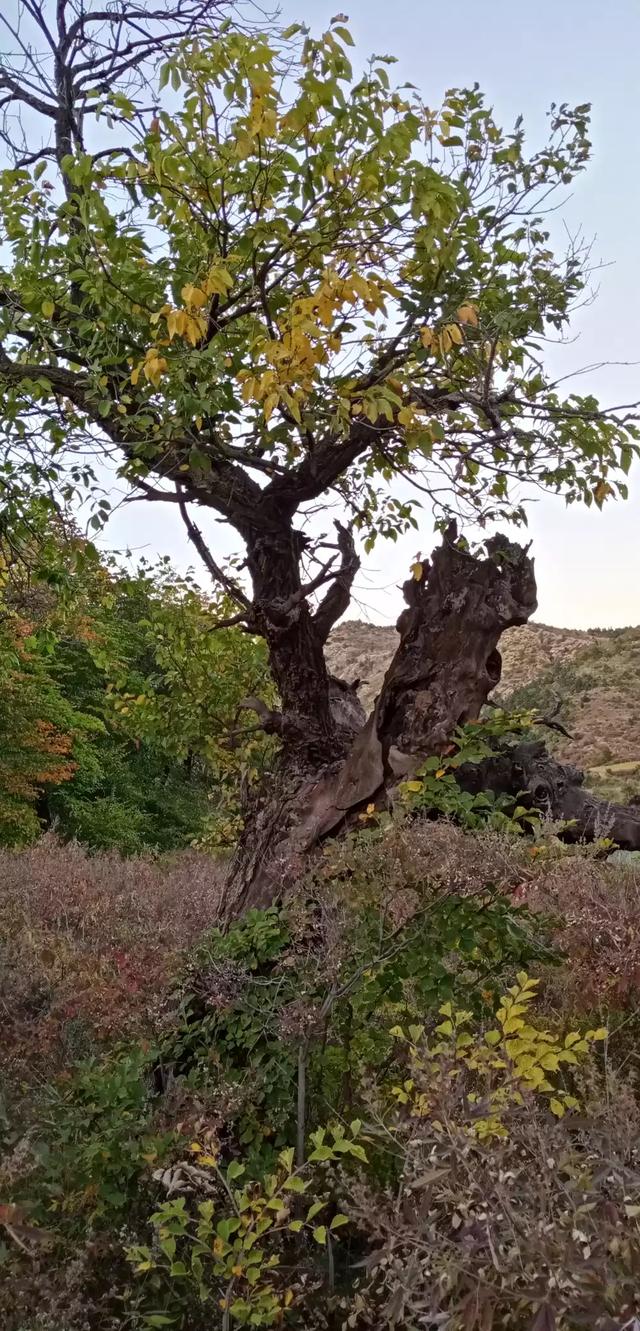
[0,836,224,1082]
[344,992,640,1330]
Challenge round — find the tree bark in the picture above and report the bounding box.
[222,525,538,917]
[456,739,640,849]
[221,523,640,923]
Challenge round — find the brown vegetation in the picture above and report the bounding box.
[0,836,224,1079]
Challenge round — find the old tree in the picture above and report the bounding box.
[2,1,640,911]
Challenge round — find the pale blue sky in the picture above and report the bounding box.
[106,0,640,628]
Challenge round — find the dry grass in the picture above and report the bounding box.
[523,850,640,1032]
[0,835,224,1079]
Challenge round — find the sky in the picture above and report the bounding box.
[103,0,640,629]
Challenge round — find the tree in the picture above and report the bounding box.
[0,501,272,851]
[1,6,638,907]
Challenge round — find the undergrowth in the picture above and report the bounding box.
[3,820,640,1329]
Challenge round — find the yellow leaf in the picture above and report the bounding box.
[263,392,279,422]
[445,322,464,345]
[588,1027,608,1041]
[189,1141,203,1153]
[199,1154,219,1167]
[398,406,414,427]
[403,780,423,793]
[435,768,446,779]
[457,303,479,326]
[502,1017,524,1034]
[166,309,186,339]
[549,1098,565,1117]
[351,273,371,302]
[183,313,207,346]
[419,326,435,349]
[143,355,167,387]
[205,266,234,297]
[411,561,423,581]
[41,298,55,318]
[435,1019,453,1036]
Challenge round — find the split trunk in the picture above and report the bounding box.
[222,525,640,922]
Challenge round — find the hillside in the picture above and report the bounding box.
[327,619,640,800]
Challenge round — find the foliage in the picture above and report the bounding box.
[0,9,637,621]
[400,708,542,832]
[0,609,89,845]
[128,1136,357,1329]
[4,821,640,1330]
[0,507,271,851]
[31,1045,173,1224]
[389,973,606,1133]
[346,1008,640,1330]
[0,835,224,1082]
[161,838,557,1162]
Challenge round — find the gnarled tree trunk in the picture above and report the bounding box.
[222,522,640,922]
[222,525,540,918]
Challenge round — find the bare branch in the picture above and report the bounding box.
[176,490,251,610]
[313,522,360,645]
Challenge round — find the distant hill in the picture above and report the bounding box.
[326,619,640,803]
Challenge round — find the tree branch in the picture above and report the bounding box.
[313,522,360,645]
[176,490,251,611]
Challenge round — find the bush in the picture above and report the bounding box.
[0,836,224,1082]
[344,1016,640,1329]
[4,822,640,1331]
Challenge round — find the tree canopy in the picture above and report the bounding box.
[0,502,270,850]
[1,6,637,550]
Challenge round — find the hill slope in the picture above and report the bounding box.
[327,620,640,799]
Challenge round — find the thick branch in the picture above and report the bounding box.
[313,522,360,645]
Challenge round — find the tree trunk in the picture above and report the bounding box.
[223,525,537,917]
[457,739,640,848]
[222,523,640,923]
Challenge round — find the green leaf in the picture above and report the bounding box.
[333,25,355,45]
[330,1214,349,1230]
[312,1225,327,1245]
[282,1175,306,1193]
[308,1145,335,1163]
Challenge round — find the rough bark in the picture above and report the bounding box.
[223,525,539,917]
[222,523,640,923]
[457,739,640,849]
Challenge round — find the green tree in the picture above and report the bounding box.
[0,5,637,900]
[0,507,271,851]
